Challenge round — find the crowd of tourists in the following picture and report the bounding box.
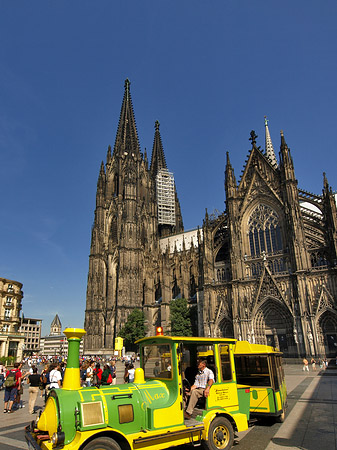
[1,355,138,415]
[302,356,332,371]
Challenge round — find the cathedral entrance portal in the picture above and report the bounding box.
[319,312,337,357]
[254,298,295,357]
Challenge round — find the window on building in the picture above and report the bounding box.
[6,296,12,304]
[248,204,283,257]
[5,309,11,318]
[7,284,13,292]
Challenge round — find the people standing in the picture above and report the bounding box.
[27,368,40,414]
[86,361,95,387]
[101,364,112,385]
[49,364,62,390]
[302,358,309,372]
[311,358,316,371]
[39,365,49,399]
[128,364,135,383]
[4,362,21,413]
[124,363,130,383]
[110,361,117,385]
[14,362,24,409]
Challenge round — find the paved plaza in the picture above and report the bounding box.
[1,362,336,450]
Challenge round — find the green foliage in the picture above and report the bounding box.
[119,309,147,351]
[0,356,15,366]
[170,298,193,336]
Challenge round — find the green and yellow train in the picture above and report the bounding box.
[25,328,287,450]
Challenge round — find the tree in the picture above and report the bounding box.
[170,298,192,336]
[118,309,147,351]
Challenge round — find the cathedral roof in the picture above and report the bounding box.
[150,120,168,177]
[113,79,141,157]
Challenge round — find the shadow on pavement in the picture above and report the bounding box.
[267,364,337,450]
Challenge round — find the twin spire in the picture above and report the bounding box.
[150,120,168,177]
[114,79,168,176]
[114,78,141,156]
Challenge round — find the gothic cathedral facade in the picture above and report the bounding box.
[84,80,337,358]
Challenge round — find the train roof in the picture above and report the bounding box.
[135,335,237,344]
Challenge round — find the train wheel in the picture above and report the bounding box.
[83,437,122,450]
[203,416,234,450]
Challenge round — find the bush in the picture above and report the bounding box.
[0,356,15,366]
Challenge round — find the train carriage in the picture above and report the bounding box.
[25,328,286,450]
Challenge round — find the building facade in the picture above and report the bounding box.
[85,82,337,358]
[0,277,25,361]
[20,317,42,355]
[40,315,83,357]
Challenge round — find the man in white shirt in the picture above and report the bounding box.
[184,359,214,418]
[49,364,62,389]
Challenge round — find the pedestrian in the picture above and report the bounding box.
[39,365,49,399]
[49,363,62,390]
[124,363,130,383]
[4,362,21,414]
[311,358,316,371]
[101,364,112,385]
[109,361,117,385]
[302,358,309,372]
[0,364,5,390]
[27,367,40,414]
[128,364,135,383]
[86,361,95,387]
[14,362,24,409]
[92,363,102,386]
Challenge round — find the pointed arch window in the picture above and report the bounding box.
[248,204,282,257]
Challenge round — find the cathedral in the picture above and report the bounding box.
[84,80,337,359]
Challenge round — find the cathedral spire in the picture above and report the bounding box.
[113,78,141,157]
[150,120,168,177]
[264,116,278,168]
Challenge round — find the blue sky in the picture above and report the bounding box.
[1,1,336,336]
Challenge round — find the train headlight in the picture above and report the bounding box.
[51,431,65,447]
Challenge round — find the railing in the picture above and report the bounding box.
[243,252,290,278]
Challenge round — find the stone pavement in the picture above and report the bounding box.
[265,363,337,450]
[0,362,336,450]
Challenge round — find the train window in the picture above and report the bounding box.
[219,344,232,382]
[118,404,134,424]
[142,344,172,379]
[270,356,279,390]
[234,355,271,387]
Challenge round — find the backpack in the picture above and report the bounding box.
[107,373,112,384]
[80,369,87,381]
[4,371,16,388]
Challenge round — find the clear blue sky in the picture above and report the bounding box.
[1,1,336,336]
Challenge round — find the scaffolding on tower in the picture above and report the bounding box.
[156,168,176,226]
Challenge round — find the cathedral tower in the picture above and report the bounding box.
[84,80,183,354]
